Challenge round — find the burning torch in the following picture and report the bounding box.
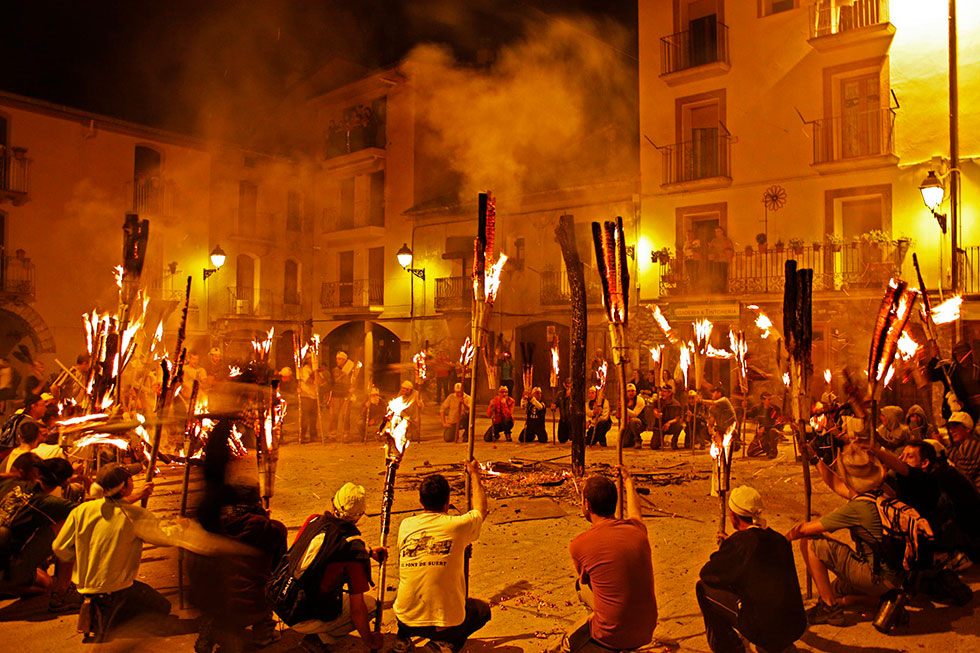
[710,422,737,535]
[551,335,560,445]
[591,217,630,518]
[373,394,413,640]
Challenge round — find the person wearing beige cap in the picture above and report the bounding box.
[946,411,980,491]
[440,382,471,443]
[327,352,356,442]
[397,380,424,443]
[786,443,902,626]
[359,386,387,443]
[697,486,804,653]
[289,482,385,652]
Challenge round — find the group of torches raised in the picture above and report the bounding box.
[60,208,964,625]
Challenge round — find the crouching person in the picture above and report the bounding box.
[560,466,657,652]
[281,482,384,652]
[393,461,490,652]
[697,486,805,653]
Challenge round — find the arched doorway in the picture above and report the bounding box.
[0,308,52,401]
[515,320,570,402]
[325,321,401,395]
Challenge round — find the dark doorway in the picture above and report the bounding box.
[515,321,570,403]
[325,321,402,395]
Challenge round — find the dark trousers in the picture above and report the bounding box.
[491,417,514,439]
[557,419,570,444]
[300,397,319,442]
[586,421,610,446]
[519,419,548,443]
[622,418,644,448]
[442,421,468,442]
[79,581,171,641]
[397,598,491,651]
[696,581,744,653]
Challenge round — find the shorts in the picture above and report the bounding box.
[811,537,900,598]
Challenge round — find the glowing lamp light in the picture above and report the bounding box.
[919,171,945,212]
[396,243,414,268]
[210,244,227,269]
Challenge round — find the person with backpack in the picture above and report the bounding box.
[0,456,79,611]
[0,394,49,464]
[786,443,905,626]
[697,485,805,653]
[4,418,43,473]
[275,482,384,652]
[393,462,491,652]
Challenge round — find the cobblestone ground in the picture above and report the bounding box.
[1,410,977,652]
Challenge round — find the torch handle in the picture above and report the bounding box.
[374,459,399,639]
[616,357,628,519]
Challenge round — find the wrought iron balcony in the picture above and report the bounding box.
[320,279,384,310]
[127,176,175,217]
[811,108,895,165]
[659,241,908,296]
[660,135,732,186]
[810,0,889,39]
[0,256,35,300]
[0,148,30,204]
[226,286,272,316]
[661,21,729,75]
[435,277,469,311]
[539,271,603,306]
[964,245,980,296]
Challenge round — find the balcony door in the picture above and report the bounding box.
[239,181,257,234]
[368,247,384,305]
[133,146,162,213]
[840,74,881,159]
[236,254,256,313]
[339,250,354,307]
[683,103,720,181]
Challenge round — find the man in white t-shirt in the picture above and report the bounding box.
[393,460,490,652]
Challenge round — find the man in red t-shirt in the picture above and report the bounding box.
[290,483,385,652]
[561,467,657,651]
[486,386,515,442]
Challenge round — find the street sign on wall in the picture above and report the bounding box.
[669,303,740,321]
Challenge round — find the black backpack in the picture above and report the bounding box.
[0,413,28,450]
[265,514,369,626]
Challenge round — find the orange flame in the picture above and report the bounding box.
[596,361,608,391]
[650,346,661,364]
[755,313,774,339]
[550,342,560,384]
[252,328,275,358]
[883,365,896,387]
[385,395,414,456]
[485,254,508,304]
[459,338,475,367]
[74,432,130,450]
[897,331,920,362]
[930,295,962,325]
[782,372,790,387]
[824,369,832,384]
[413,351,428,381]
[694,319,713,354]
[651,306,679,344]
[678,345,690,388]
[113,265,124,289]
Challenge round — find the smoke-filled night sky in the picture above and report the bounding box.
[0,0,636,141]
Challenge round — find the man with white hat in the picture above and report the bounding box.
[289,482,385,652]
[786,443,902,626]
[328,352,355,442]
[440,383,471,443]
[697,486,805,652]
[946,411,980,491]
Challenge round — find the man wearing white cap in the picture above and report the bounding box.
[328,352,356,442]
[946,411,980,491]
[289,482,385,652]
[697,486,805,653]
[440,383,471,443]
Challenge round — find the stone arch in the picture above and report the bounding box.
[0,302,56,355]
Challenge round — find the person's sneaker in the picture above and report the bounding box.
[806,600,846,626]
[393,636,415,653]
[48,585,83,614]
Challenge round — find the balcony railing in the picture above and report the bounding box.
[435,277,470,311]
[127,176,174,216]
[0,256,35,300]
[965,245,980,296]
[661,135,732,185]
[0,149,30,199]
[320,279,384,309]
[812,108,895,165]
[811,0,888,39]
[661,21,729,75]
[540,271,603,305]
[659,241,907,296]
[226,286,272,316]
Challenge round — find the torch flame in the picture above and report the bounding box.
[484,254,509,304]
[897,331,920,362]
[755,313,774,339]
[596,361,608,391]
[550,342,560,385]
[252,328,275,358]
[930,295,962,325]
[678,345,690,388]
[694,319,713,353]
[384,395,414,456]
[74,432,130,451]
[229,366,242,378]
[413,350,428,381]
[650,346,661,364]
[883,365,896,387]
[782,372,790,387]
[824,369,832,384]
[459,338,475,367]
[113,265,124,289]
[651,306,679,344]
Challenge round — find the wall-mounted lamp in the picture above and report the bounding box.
[919,171,948,234]
[203,244,227,280]
[396,243,425,280]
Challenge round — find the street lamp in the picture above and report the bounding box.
[396,243,425,280]
[204,244,226,280]
[919,171,947,234]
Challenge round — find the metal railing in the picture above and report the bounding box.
[810,0,888,39]
[0,150,30,196]
[323,122,386,159]
[659,241,908,296]
[811,108,895,165]
[226,286,272,316]
[661,135,732,185]
[661,21,729,75]
[320,279,384,309]
[435,277,469,310]
[539,271,603,305]
[0,256,35,299]
[965,245,980,296]
[127,176,174,216]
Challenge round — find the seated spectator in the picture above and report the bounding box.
[4,419,42,473]
[697,486,805,653]
[519,387,548,443]
[585,387,611,447]
[287,482,384,652]
[560,467,656,652]
[786,444,903,626]
[394,462,490,652]
[877,405,911,452]
[53,463,251,642]
[905,404,935,442]
[652,385,683,451]
[621,384,646,449]
[945,412,980,490]
[747,392,781,458]
[440,383,470,443]
[0,457,79,611]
